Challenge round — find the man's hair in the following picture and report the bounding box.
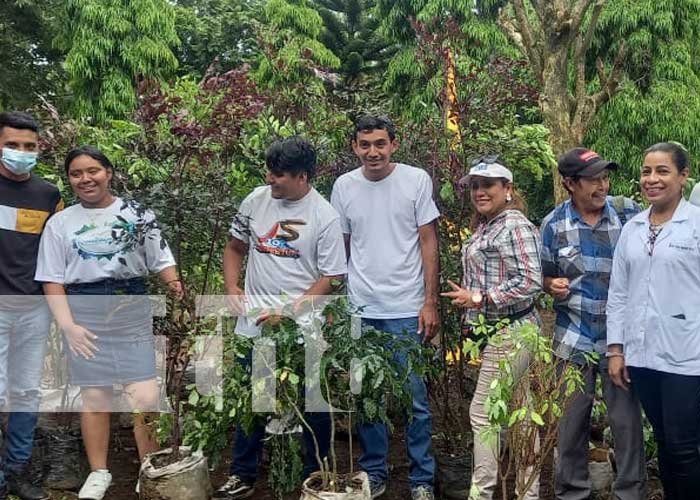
[0,111,39,136]
[64,145,115,176]
[644,142,690,173]
[352,115,396,141]
[266,136,317,181]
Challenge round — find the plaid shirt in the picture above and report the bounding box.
[461,209,542,325]
[540,196,641,361]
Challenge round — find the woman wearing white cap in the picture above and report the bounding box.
[442,156,542,500]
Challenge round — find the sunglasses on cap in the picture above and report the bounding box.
[470,154,501,167]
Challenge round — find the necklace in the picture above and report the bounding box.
[647,216,666,256]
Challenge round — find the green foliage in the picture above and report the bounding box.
[268,433,304,498]
[586,0,700,197]
[181,297,425,494]
[55,0,180,122]
[0,0,64,110]
[173,0,263,77]
[254,0,341,92]
[476,321,593,500]
[378,2,519,118]
[314,0,397,83]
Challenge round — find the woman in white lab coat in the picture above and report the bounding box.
[607,142,700,500]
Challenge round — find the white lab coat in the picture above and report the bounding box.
[607,199,700,375]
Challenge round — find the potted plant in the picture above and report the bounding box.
[183,296,424,500]
[464,318,591,500]
[296,297,424,499]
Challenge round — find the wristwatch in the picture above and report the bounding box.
[472,291,483,308]
[605,351,624,358]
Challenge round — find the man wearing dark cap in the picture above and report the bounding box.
[540,148,646,499]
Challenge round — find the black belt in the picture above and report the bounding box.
[502,304,535,324]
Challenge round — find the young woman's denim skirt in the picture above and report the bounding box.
[65,278,156,387]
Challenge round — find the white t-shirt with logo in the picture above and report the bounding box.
[229,186,347,336]
[331,163,440,318]
[35,197,175,284]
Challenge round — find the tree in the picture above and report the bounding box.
[313,0,397,83]
[584,0,700,195]
[255,0,341,89]
[0,0,64,110]
[55,0,180,122]
[378,0,518,119]
[494,0,627,202]
[173,0,263,78]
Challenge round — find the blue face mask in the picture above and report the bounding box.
[2,147,38,175]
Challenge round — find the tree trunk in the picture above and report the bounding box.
[543,119,583,204]
[539,51,586,205]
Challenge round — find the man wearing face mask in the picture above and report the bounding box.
[540,148,645,500]
[0,111,62,500]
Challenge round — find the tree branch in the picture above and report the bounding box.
[573,0,605,103]
[498,12,527,55]
[592,40,626,109]
[575,0,605,59]
[570,0,600,38]
[510,0,543,82]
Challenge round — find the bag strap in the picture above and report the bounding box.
[611,195,627,226]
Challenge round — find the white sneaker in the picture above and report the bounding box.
[79,470,113,500]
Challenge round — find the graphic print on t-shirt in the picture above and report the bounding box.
[255,219,306,258]
[73,218,135,260]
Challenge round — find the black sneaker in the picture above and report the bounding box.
[6,469,49,500]
[369,478,386,499]
[214,475,255,499]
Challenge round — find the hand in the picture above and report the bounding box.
[64,323,99,360]
[608,355,630,391]
[167,280,185,301]
[418,303,439,343]
[225,285,247,315]
[440,280,476,308]
[548,277,570,300]
[255,310,284,326]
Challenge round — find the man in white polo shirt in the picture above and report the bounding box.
[331,115,440,500]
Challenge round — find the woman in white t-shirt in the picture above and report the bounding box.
[36,146,183,500]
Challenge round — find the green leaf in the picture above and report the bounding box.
[188,391,200,406]
[530,411,545,426]
[439,181,455,202]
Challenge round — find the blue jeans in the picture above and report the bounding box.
[0,302,51,485]
[229,346,331,482]
[358,317,435,488]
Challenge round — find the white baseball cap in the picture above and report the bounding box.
[459,157,513,184]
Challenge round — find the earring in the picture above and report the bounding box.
[506,194,512,203]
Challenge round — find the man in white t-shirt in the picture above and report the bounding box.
[331,116,440,500]
[215,137,347,500]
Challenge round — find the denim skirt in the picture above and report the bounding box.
[65,278,156,387]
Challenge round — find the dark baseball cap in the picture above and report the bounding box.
[558,148,618,177]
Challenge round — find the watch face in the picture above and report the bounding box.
[472,292,483,304]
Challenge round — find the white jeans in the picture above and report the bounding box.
[469,342,540,500]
